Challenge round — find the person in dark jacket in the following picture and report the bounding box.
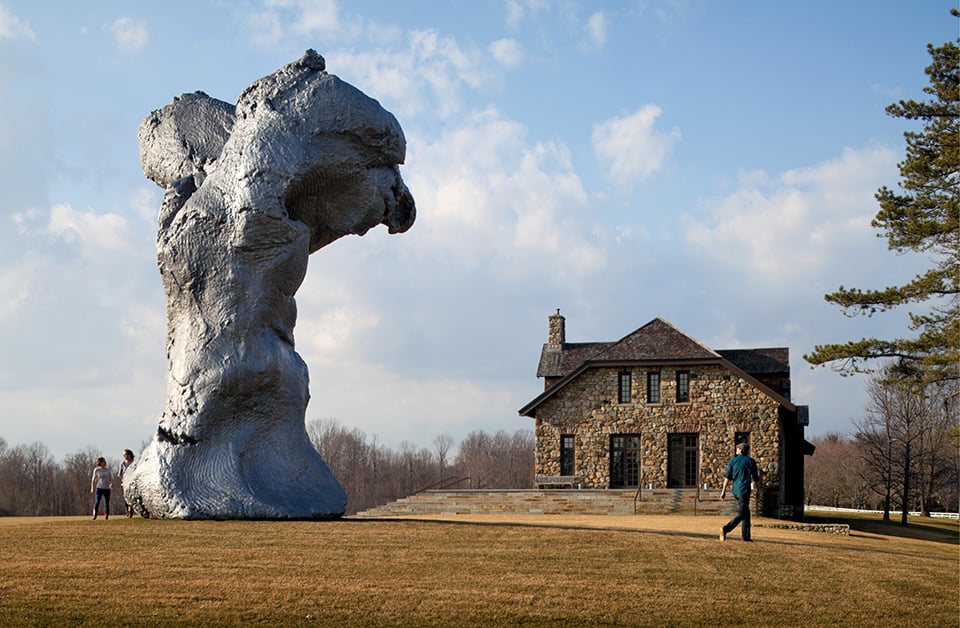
[719,442,759,542]
[117,449,136,517]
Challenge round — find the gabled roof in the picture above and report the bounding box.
[520,317,795,417]
[537,318,719,380]
[594,318,720,362]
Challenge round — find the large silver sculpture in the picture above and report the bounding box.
[125,51,415,518]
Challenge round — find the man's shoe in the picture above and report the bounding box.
[742,538,752,542]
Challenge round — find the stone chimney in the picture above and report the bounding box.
[547,309,565,349]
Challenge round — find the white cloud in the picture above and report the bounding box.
[0,4,34,40]
[240,9,502,119]
[44,203,137,256]
[121,302,166,358]
[584,12,607,49]
[406,107,602,278]
[107,17,148,53]
[129,186,161,223]
[243,0,353,46]
[680,146,898,285]
[245,8,285,46]
[489,38,524,68]
[302,357,523,449]
[300,304,381,365]
[410,29,489,93]
[592,104,682,186]
[331,31,495,119]
[504,0,549,30]
[0,262,33,321]
[328,49,420,115]
[505,0,525,30]
[290,0,340,35]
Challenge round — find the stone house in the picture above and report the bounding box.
[518,311,813,519]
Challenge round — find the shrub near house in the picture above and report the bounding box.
[519,312,814,519]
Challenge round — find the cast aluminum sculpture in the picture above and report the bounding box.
[124,51,415,518]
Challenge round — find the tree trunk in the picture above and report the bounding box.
[899,442,910,526]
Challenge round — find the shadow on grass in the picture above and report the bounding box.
[804,513,958,545]
[350,512,958,548]
[347,515,725,540]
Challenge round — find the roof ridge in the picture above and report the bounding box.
[652,317,722,359]
[589,317,721,362]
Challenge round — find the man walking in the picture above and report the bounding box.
[719,441,759,542]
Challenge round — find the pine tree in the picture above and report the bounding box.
[805,16,959,384]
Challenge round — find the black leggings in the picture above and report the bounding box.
[94,488,111,516]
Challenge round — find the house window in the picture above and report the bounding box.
[617,371,632,404]
[609,434,640,488]
[668,433,699,488]
[647,371,660,403]
[676,371,690,403]
[560,434,575,476]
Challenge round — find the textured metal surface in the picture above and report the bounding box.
[125,51,415,519]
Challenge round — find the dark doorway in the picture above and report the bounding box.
[668,433,699,488]
[560,434,575,476]
[610,434,640,488]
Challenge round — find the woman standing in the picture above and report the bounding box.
[90,457,113,520]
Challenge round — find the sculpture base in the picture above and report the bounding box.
[125,428,347,520]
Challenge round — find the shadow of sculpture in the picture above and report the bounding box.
[124,50,415,519]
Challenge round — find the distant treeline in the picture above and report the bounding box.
[308,419,534,514]
[0,422,534,517]
[805,431,959,516]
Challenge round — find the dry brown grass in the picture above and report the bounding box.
[0,512,955,626]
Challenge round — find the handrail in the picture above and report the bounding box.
[411,475,472,495]
[633,483,643,514]
[694,476,699,515]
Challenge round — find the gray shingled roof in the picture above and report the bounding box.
[520,317,795,417]
[593,318,719,362]
[717,348,789,375]
[536,342,612,378]
[536,318,719,379]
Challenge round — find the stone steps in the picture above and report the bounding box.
[352,488,740,518]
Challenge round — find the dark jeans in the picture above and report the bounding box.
[723,492,751,540]
[94,488,111,516]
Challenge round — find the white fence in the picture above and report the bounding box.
[805,505,959,520]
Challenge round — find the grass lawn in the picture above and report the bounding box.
[0,511,955,626]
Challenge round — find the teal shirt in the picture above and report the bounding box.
[724,454,759,496]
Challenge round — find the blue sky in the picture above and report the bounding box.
[0,1,955,460]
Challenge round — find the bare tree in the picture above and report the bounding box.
[806,434,851,507]
[453,429,533,489]
[0,438,13,516]
[858,372,907,521]
[308,418,382,514]
[857,365,953,525]
[805,434,876,510]
[454,431,493,488]
[433,433,454,481]
[914,381,959,514]
[61,448,101,516]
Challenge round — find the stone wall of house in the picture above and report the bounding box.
[533,364,783,507]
